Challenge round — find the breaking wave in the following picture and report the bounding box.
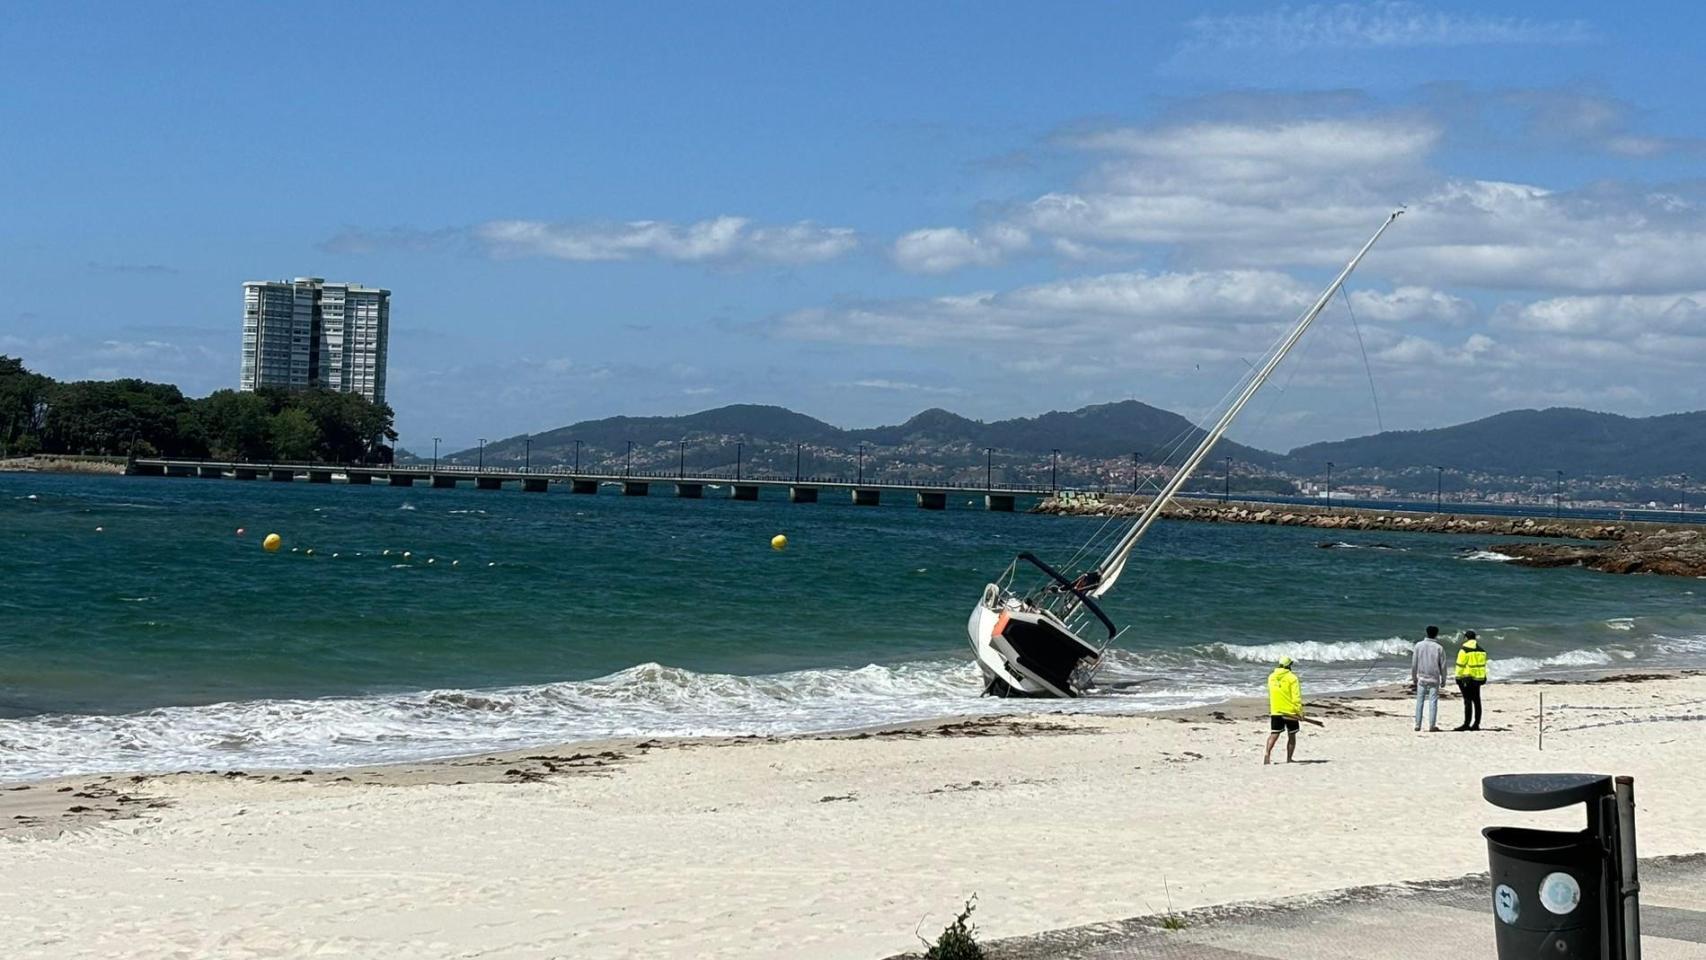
[1207,637,1414,663]
[0,659,1239,783]
[1462,550,1516,562]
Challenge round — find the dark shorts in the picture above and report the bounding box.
[1270,715,1300,732]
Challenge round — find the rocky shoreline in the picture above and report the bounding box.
[1495,529,1706,577]
[1035,494,1635,541]
[1034,494,1706,578]
[0,456,126,475]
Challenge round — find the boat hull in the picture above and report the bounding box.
[968,585,1100,698]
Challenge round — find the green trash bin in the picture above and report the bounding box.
[1482,773,1618,959]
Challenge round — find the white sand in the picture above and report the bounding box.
[4,674,1704,959]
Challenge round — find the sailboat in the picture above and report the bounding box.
[968,210,1405,698]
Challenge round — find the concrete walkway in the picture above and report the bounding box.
[926,855,1706,960]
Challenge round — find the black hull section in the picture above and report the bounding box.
[981,674,1060,699]
[993,614,1098,698]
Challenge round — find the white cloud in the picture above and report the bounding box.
[472,216,858,265]
[1498,292,1706,337]
[908,107,1706,295]
[1373,331,1502,367]
[777,269,1317,358]
[1347,286,1474,324]
[846,379,967,396]
[1181,3,1592,53]
[892,224,1029,273]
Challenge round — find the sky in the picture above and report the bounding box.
[3,1,1704,454]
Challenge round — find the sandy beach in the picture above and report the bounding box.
[5,672,1704,959]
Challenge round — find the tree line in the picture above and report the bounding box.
[1,356,397,463]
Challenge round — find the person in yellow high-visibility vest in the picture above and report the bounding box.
[1454,630,1489,731]
[1264,656,1306,764]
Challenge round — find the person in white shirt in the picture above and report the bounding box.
[1410,625,1448,733]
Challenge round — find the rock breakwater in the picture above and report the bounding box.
[1033,495,1630,541]
[1497,529,1706,578]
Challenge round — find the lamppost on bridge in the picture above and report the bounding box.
[986,447,993,491]
[1325,461,1334,514]
[626,440,634,477]
[1051,449,1060,492]
[432,437,441,473]
[857,442,865,485]
[523,436,531,474]
[736,441,743,482]
[1132,452,1139,494]
[1223,456,1232,504]
[795,443,802,483]
[477,438,487,471]
[1555,469,1563,518]
[574,439,582,474]
[1434,465,1443,509]
[679,439,686,479]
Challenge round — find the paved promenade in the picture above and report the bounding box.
[915,855,1706,960]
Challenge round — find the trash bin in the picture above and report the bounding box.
[1482,773,1618,959]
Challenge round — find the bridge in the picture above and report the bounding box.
[125,458,1057,511]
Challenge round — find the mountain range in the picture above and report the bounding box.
[438,401,1704,487]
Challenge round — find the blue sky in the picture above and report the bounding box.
[4,1,1704,453]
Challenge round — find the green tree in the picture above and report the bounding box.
[41,378,201,457]
[200,389,275,460]
[0,356,52,456]
[269,408,321,461]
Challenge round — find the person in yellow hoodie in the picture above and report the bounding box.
[1264,656,1306,764]
[1454,631,1489,731]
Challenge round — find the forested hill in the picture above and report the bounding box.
[453,400,1278,469]
[1282,408,1706,479]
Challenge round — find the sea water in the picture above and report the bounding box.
[3,472,1702,780]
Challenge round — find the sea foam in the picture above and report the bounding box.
[0,659,1245,783]
[1207,637,1414,663]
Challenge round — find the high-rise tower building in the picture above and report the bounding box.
[240,278,390,405]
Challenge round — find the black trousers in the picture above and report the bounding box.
[1457,679,1484,729]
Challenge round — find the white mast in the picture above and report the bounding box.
[1087,208,1404,598]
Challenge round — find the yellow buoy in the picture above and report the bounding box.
[305,548,315,556]
[263,533,282,553]
[771,534,788,551]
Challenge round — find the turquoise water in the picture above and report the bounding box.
[3,472,1703,780]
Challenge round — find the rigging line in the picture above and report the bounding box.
[1339,285,1384,433]
[1058,307,1301,578]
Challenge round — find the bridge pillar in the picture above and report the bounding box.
[234,467,258,480]
[675,483,703,498]
[309,470,333,484]
[347,471,373,485]
[476,476,503,491]
[523,477,548,493]
[389,474,414,487]
[165,464,196,478]
[622,481,650,497]
[571,479,599,495]
[852,488,880,507]
[198,465,225,478]
[985,494,1015,512]
[732,484,760,501]
[432,475,457,489]
[916,490,947,510]
[270,468,294,482]
[790,486,818,503]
